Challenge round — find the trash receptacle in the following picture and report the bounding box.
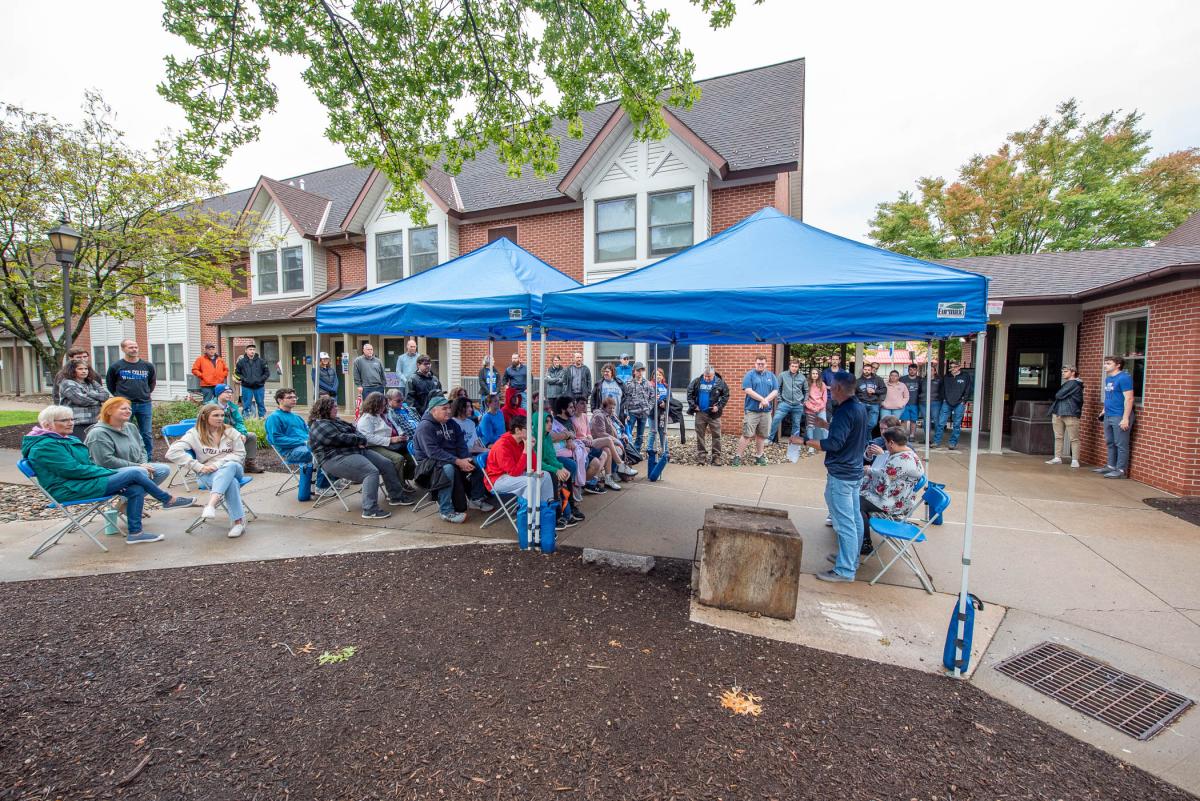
[1009,400,1053,454]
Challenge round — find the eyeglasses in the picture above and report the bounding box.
[54,417,74,423]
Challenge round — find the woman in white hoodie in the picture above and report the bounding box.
[166,403,248,538]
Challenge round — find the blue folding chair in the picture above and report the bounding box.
[181,450,259,533]
[868,482,948,594]
[474,452,519,533]
[18,459,122,559]
[161,420,198,490]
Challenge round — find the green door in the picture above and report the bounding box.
[290,341,308,405]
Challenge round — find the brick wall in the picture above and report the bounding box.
[1077,287,1200,496]
[459,210,586,384]
[132,298,148,352]
[325,243,367,287]
[709,181,780,433]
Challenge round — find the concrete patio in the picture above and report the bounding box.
[0,445,1196,794]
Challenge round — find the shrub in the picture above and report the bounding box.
[243,416,269,448]
[152,399,202,432]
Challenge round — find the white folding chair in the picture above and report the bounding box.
[19,459,121,559]
[868,481,947,594]
[310,458,361,511]
[161,420,198,490]
[268,441,304,496]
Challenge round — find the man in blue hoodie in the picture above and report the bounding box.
[265,387,315,499]
[413,396,491,523]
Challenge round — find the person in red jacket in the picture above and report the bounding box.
[191,344,229,402]
[484,416,552,503]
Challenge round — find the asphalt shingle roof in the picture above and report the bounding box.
[1158,211,1200,246]
[940,244,1200,301]
[211,286,365,325]
[262,178,330,235]
[201,59,805,224]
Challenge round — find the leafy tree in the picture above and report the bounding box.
[0,94,251,376]
[159,0,757,221]
[869,100,1200,258]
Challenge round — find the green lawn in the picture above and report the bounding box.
[0,410,39,427]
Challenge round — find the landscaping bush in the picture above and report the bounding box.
[243,417,269,449]
[152,400,202,432]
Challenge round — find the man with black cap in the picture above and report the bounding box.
[624,361,655,454]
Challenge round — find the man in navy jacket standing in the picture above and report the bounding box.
[802,372,869,582]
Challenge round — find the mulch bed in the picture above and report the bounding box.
[1,546,1189,801]
[1145,497,1200,527]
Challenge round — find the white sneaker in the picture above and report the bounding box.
[1045,457,1062,465]
[201,504,218,520]
[824,517,833,527]
[1070,460,1080,469]
[618,464,637,477]
[227,523,245,538]
[604,475,621,491]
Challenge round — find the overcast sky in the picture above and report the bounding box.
[3,0,1197,241]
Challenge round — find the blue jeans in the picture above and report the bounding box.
[560,456,579,487]
[241,386,266,418]
[926,401,942,437]
[148,462,171,485]
[629,415,647,452]
[824,475,864,579]
[281,445,316,498]
[198,462,245,521]
[200,386,217,402]
[1104,415,1131,472]
[103,465,172,535]
[806,409,828,441]
[935,402,966,447]
[863,404,882,433]
[130,400,154,460]
[769,401,805,442]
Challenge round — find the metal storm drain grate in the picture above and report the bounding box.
[994,642,1194,741]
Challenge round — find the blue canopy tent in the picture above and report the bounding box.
[541,207,990,676]
[317,237,582,548]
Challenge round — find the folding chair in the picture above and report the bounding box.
[868,482,949,594]
[310,457,362,511]
[161,420,198,490]
[18,459,121,559]
[409,440,437,513]
[185,476,260,533]
[474,452,519,533]
[268,441,304,496]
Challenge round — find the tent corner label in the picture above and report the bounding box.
[937,302,967,319]
[508,308,524,320]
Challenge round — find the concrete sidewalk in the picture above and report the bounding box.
[0,447,1196,793]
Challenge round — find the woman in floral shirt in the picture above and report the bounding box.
[859,427,925,557]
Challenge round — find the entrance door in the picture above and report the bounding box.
[333,339,347,407]
[289,341,308,405]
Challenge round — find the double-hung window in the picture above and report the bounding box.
[257,250,279,295]
[1108,311,1148,402]
[648,189,694,256]
[376,231,404,282]
[168,344,185,382]
[410,226,439,273]
[596,196,636,262]
[257,247,305,295]
[281,246,304,292]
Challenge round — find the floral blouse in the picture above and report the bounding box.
[860,448,925,518]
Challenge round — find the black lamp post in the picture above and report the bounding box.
[46,217,82,353]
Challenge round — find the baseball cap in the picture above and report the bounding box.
[214,383,231,397]
[319,351,330,359]
[633,361,645,370]
[427,395,449,409]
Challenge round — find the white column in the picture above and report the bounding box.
[987,323,1008,455]
[1062,322,1078,368]
[854,342,864,375]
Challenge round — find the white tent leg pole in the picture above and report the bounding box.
[488,338,494,395]
[536,327,547,515]
[525,326,534,545]
[954,330,987,678]
[925,339,933,466]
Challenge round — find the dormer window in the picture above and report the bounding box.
[256,245,305,296]
[596,196,636,262]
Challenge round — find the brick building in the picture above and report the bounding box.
[942,212,1200,496]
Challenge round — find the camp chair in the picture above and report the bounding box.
[161,420,198,490]
[474,452,519,533]
[185,477,260,533]
[408,440,437,513]
[868,482,949,594]
[310,456,361,511]
[268,441,304,496]
[19,458,121,559]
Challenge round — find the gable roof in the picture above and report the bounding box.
[940,244,1200,302]
[202,58,805,228]
[1159,211,1200,246]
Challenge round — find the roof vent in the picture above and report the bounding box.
[288,180,295,186]
[299,179,305,191]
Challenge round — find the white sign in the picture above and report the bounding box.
[987,299,1004,316]
[508,308,523,320]
[937,302,967,319]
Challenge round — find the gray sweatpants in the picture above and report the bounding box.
[321,450,406,513]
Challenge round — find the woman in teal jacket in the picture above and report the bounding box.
[21,405,195,545]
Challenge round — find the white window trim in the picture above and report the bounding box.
[363,186,450,289]
[375,230,406,284]
[594,194,638,264]
[646,186,696,258]
[1103,306,1149,405]
[252,245,310,301]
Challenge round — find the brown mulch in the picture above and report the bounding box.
[1145,497,1200,527]
[0,546,1190,801]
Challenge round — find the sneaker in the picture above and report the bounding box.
[731,456,742,467]
[125,531,164,545]
[603,475,621,491]
[1104,469,1127,479]
[947,444,957,451]
[815,569,853,583]
[467,497,495,512]
[1092,465,1115,474]
[227,523,245,538]
[389,494,416,507]
[807,447,816,456]
[361,509,393,520]
[200,504,218,520]
[162,496,196,510]
[755,455,768,466]
[570,509,586,522]
[1070,460,1080,469]
[583,483,604,495]
[1045,457,1062,465]
[440,511,467,524]
[558,516,578,529]
[824,517,833,527]
[618,464,638,477]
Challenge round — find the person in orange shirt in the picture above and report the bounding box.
[191,343,229,401]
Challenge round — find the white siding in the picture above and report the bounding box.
[363,188,451,289]
[249,199,311,301]
[447,220,460,260]
[146,285,191,400]
[310,241,328,296]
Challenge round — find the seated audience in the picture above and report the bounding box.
[478,393,506,447]
[166,403,251,538]
[265,387,317,498]
[56,359,111,440]
[582,399,627,490]
[307,396,409,520]
[593,396,638,479]
[568,400,615,492]
[213,383,263,473]
[384,387,421,444]
[23,405,194,545]
[413,396,493,524]
[532,411,580,528]
[859,427,926,558]
[356,392,417,491]
[484,416,556,516]
[549,396,601,503]
[451,396,486,453]
[86,396,170,486]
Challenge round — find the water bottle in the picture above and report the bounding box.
[102,509,120,536]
